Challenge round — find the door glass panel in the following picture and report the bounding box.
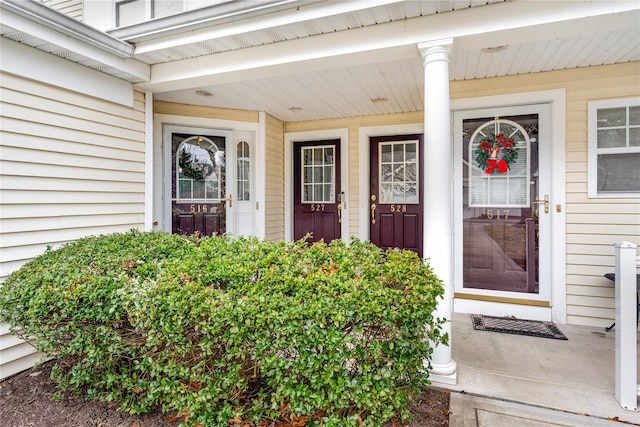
[171,133,226,237]
[378,141,419,203]
[302,146,335,203]
[463,115,539,293]
[177,136,223,201]
[236,141,250,201]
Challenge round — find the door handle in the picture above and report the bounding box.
[337,203,342,223]
[532,194,549,214]
[227,194,233,208]
[371,203,376,224]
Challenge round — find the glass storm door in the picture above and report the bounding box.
[293,140,342,243]
[369,134,423,257]
[458,111,551,298]
[171,133,226,236]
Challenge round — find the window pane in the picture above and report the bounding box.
[178,179,191,198]
[304,148,312,165]
[381,164,392,183]
[117,0,145,26]
[393,144,404,162]
[597,129,626,148]
[630,128,640,147]
[406,163,416,181]
[406,183,417,202]
[324,166,333,184]
[598,107,627,127]
[381,145,392,163]
[630,106,640,126]
[406,143,417,162]
[393,163,405,181]
[192,181,205,199]
[154,0,183,18]
[304,167,313,184]
[313,148,323,165]
[303,184,312,202]
[380,183,393,202]
[597,153,640,193]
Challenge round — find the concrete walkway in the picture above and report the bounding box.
[432,313,640,426]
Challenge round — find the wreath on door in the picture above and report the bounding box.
[474,133,519,174]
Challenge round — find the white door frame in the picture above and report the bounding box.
[153,114,262,238]
[451,89,567,323]
[284,128,349,243]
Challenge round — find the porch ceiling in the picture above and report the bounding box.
[1,0,639,123]
[139,0,640,122]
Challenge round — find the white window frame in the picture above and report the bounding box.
[588,97,640,198]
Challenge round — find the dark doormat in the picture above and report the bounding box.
[471,314,568,340]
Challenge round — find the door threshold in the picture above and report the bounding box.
[454,292,550,307]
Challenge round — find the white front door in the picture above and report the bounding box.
[231,130,256,237]
[454,104,553,315]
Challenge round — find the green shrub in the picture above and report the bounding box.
[0,230,446,426]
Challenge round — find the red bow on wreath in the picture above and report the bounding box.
[475,134,519,174]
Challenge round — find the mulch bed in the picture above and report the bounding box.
[0,360,450,427]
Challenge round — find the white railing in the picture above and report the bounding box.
[614,241,639,411]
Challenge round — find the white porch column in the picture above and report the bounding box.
[144,90,154,231]
[614,241,638,411]
[418,39,457,384]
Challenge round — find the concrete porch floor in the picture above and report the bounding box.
[432,313,640,426]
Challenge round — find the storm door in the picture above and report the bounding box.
[293,140,342,243]
[172,133,226,236]
[369,135,423,257]
[457,110,551,299]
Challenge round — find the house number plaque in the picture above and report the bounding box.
[486,209,510,220]
[189,204,214,213]
[390,204,407,213]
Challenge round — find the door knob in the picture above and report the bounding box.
[532,194,549,214]
[371,203,376,224]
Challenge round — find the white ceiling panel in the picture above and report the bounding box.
[3,0,638,122]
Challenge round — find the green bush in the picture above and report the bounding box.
[0,230,446,426]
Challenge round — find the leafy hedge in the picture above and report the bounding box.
[0,230,446,426]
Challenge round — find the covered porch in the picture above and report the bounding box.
[438,312,640,425]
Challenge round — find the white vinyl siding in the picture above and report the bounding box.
[265,114,285,241]
[0,72,145,379]
[38,0,83,20]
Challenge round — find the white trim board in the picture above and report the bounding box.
[0,38,134,107]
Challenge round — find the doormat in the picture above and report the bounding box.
[471,314,568,340]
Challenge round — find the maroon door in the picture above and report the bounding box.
[370,135,423,257]
[462,114,540,293]
[172,133,226,236]
[293,140,341,243]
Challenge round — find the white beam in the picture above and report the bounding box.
[1,9,150,82]
[131,0,406,53]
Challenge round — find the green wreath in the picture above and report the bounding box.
[474,133,519,174]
